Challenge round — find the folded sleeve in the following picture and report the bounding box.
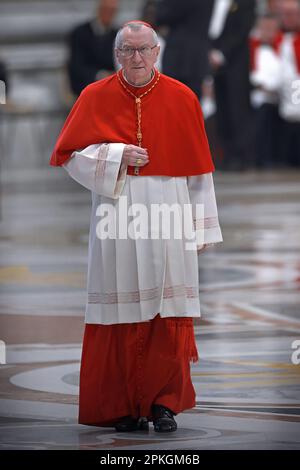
[187,172,223,247]
[63,143,127,199]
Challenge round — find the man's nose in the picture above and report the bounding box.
[132,49,142,59]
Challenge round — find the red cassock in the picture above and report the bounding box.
[51,69,210,426]
[79,314,199,426]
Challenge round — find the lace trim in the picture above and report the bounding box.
[193,216,220,230]
[88,284,199,304]
[95,144,109,184]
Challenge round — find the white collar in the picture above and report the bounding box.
[122,69,155,88]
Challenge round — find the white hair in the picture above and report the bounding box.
[114,22,158,49]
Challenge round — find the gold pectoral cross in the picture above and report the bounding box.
[134,97,142,175]
[117,70,161,176]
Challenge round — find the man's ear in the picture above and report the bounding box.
[115,49,122,66]
[154,45,161,63]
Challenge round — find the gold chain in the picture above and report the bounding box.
[117,70,160,175]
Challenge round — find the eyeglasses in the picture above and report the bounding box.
[118,45,158,58]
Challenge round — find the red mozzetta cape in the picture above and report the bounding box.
[50,68,215,176]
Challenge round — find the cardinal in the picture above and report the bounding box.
[50,20,223,433]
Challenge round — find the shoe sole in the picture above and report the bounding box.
[154,426,177,433]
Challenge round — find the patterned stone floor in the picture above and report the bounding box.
[0,167,300,450]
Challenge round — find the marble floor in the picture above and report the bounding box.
[0,167,300,450]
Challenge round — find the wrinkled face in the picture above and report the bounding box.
[279,0,300,32]
[116,26,160,86]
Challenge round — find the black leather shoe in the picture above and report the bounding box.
[152,404,177,433]
[114,416,149,432]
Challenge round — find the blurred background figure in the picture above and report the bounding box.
[249,13,281,168]
[0,60,8,95]
[267,0,282,15]
[68,0,119,97]
[276,0,300,167]
[208,0,256,171]
[141,0,165,71]
[155,0,214,98]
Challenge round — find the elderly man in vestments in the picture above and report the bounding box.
[50,21,223,433]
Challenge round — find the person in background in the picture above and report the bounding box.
[249,14,282,168]
[68,0,119,96]
[0,60,8,98]
[141,0,165,71]
[155,0,214,98]
[208,0,256,171]
[267,0,282,15]
[276,0,300,167]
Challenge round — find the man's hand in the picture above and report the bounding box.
[122,145,149,167]
[209,50,226,71]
